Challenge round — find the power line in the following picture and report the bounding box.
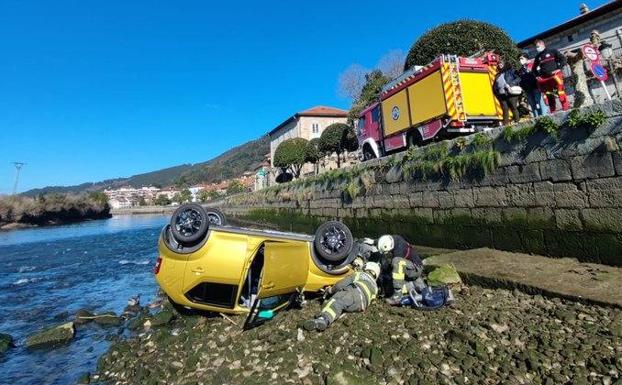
[12,162,26,195]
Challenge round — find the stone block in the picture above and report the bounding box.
[478,166,510,187]
[505,184,537,207]
[612,152,622,176]
[450,208,471,218]
[411,207,434,221]
[586,176,622,207]
[355,208,368,218]
[581,208,622,232]
[473,186,507,207]
[570,153,615,180]
[407,191,423,207]
[385,165,403,183]
[506,163,542,184]
[533,181,587,208]
[526,207,556,229]
[524,147,549,164]
[539,159,573,182]
[471,207,502,223]
[436,191,455,207]
[338,208,354,218]
[393,195,411,209]
[433,209,453,224]
[421,191,440,208]
[554,209,583,231]
[501,207,528,222]
[453,188,475,208]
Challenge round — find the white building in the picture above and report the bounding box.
[268,106,352,179]
[518,1,622,103]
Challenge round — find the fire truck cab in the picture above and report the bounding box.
[358,53,502,160]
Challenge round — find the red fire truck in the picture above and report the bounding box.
[357,54,503,160]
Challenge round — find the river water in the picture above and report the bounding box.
[0,215,168,385]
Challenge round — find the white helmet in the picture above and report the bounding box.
[363,262,381,279]
[377,235,395,253]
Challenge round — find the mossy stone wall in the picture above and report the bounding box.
[217,101,622,266]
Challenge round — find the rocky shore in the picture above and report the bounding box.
[94,286,622,385]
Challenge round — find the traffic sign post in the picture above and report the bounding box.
[583,44,612,101]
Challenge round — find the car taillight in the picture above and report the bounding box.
[154,256,162,275]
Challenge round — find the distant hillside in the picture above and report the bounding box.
[23,136,270,197]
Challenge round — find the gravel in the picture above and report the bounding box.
[96,286,622,385]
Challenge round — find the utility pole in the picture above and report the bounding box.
[12,162,25,195]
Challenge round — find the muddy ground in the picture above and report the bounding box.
[95,286,622,385]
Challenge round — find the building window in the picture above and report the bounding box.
[312,123,320,135]
[567,34,574,43]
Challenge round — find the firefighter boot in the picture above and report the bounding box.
[385,295,403,306]
[302,316,328,332]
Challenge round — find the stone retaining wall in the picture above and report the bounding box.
[216,101,622,266]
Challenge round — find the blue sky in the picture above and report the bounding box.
[0,0,610,193]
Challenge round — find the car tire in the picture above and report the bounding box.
[313,221,354,263]
[205,207,227,226]
[363,144,377,161]
[170,203,209,246]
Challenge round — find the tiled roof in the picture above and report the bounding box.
[268,105,348,136]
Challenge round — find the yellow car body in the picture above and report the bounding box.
[156,225,353,315]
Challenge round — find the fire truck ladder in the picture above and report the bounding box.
[445,55,466,123]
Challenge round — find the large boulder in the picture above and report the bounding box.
[427,264,462,286]
[75,309,96,325]
[149,311,174,327]
[0,333,14,354]
[25,322,75,349]
[93,312,123,326]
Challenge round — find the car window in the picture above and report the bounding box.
[186,282,238,309]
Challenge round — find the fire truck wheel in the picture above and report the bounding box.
[314,221,354,263]
[363,145,377,161]
[407,132,423,148]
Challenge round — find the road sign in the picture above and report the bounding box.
[591,63,609,81]
[582,44,600,63]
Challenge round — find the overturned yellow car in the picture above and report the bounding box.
[155,203,358,325]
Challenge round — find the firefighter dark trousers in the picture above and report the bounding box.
[320,288,364,325]
[391,257,423,298]
[537,71,570,112]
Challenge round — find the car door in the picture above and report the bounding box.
[257,240,309,298]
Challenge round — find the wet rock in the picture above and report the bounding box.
[76,372,90,384]
[149,310,174,327]
[0,333,15,354]
[25,322,74,349]
[123,304,142,316]
[93,312,123,326]
[427,264,461,286]
[75,309,96,325]
[326,370,373,385]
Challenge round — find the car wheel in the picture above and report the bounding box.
[170,203,209,246]
[313,221,354,263]
[205,208,227,226]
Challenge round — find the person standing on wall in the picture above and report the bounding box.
[532,39,570,112]
[493,59,522,126]
[518,54,548,117]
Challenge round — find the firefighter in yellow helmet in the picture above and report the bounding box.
[377,234,424,305]
[302,262,380,331]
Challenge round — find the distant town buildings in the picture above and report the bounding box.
[518,1,622,103]
[104,174,254,209]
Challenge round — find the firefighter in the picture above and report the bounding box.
[377,234,425,305]
[302,262,380,331]
[532,39,570,112]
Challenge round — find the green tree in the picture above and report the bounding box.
[404,20,520,70]
[197,189,211,203]
[153,194,171,206]
[226,180,247,195]
[87,191,109,207]
[305,138,322,175]
[319,123,358,168]
[347,70,391,125]
[273,138,310,178]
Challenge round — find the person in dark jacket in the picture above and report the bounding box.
[376,234,425,305]
[493,60,521,125]
[518,54,547,117]
[532,39,570,112]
